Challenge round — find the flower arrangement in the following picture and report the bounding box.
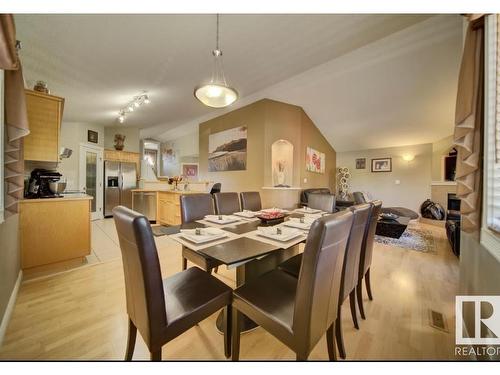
[168,175,184,190]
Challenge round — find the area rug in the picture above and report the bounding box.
[375,226,436,253]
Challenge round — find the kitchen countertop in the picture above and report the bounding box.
[132,189,206,194]
[20,194,93,203]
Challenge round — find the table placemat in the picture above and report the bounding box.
[169,230,240,251]
[196,216,254,228]
[243,229,307,249]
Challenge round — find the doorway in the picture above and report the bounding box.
[79,143,104,220]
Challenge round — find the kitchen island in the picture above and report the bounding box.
[19,195,92,269]
[131,189,203,225]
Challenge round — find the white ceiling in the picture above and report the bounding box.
[15,14,462,151]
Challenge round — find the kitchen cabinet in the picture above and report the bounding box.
[157,191,182,225]
[104,149,140,177]
[19,195,92,269]
[24,89,65,162]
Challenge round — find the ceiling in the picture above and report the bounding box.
[15,14,462,151]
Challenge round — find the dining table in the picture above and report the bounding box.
[167,207,327,333]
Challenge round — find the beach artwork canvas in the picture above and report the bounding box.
[208,126,247,171]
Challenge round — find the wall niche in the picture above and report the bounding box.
[271,139,294,187]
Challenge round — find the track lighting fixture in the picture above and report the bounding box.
[116,92,150,123]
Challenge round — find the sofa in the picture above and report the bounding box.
[445,195,461,257]
[352,191,419,219]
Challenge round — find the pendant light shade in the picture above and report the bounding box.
[194,15,238,108]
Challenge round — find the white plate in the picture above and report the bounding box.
[179,228,228,244]
[295,207,322,214]
[233,210,258,218]
[284,219,312,230]
[204,215,240,225]
[257,227,304,242]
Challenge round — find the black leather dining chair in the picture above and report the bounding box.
[231,210,354,361]
[308,193,336,213]
[113,206,233,361]
[239,191,262,211]
[357,200,382,320]
[335,203,372,359]
[277,204,372,359]
[214,192,241,215]
[210,183,222,195]
[180,193,222,273]
[352,192,366,205]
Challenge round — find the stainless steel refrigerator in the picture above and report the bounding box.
[104,161,137,217]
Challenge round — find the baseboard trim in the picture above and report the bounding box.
[0,270,23,347]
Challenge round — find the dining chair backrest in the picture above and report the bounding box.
[113,206,167,349]
[308,193,336,213]
[240,191,262,211]
[352,192,367,205]
[292,210,353,355]
[359,200,382,278]
[214,192,241,215]
[210,183,222,195]
[339,203,372,302]
[180,193,215,224]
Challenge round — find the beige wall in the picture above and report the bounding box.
[24,122,104,191]
[300,111,336,190]
[104,126,140,153]
[432,135,455,181]
[159,131,199,177]
[0,215,20,326]
[199,99,336,207]
[459,233,500,360]
[58,122,104,190]
[337,143,433,213]
[199,100,266,193]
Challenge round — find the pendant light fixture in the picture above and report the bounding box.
[194,14,238,108]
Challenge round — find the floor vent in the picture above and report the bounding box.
[429,309,448,332]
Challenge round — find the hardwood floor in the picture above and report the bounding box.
[0,219,459,360]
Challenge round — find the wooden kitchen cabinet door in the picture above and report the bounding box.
[24,90,64,162]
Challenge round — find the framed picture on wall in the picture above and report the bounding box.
[181,163,199,180]
[305,146,325,174]
[371,157,392,172]
[87,130,98,144]
[355,158,366,169]
[208,126,247,171]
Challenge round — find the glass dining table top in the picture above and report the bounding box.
[166,209,315,266]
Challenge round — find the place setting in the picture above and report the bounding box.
[232,210,261,221]
[198,214,245,227]
[293,206,324,215]
[244,223,307,249]
[169,226,238,250]
[283,215,317,231]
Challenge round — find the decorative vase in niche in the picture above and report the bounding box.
[275,160,286,186]
[114,134,126,151]
[277,171,285,185]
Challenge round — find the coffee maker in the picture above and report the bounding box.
[26,169,62,198]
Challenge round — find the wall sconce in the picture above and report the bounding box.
[402,154,415,162]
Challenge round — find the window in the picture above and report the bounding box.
[482,15,500,253]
